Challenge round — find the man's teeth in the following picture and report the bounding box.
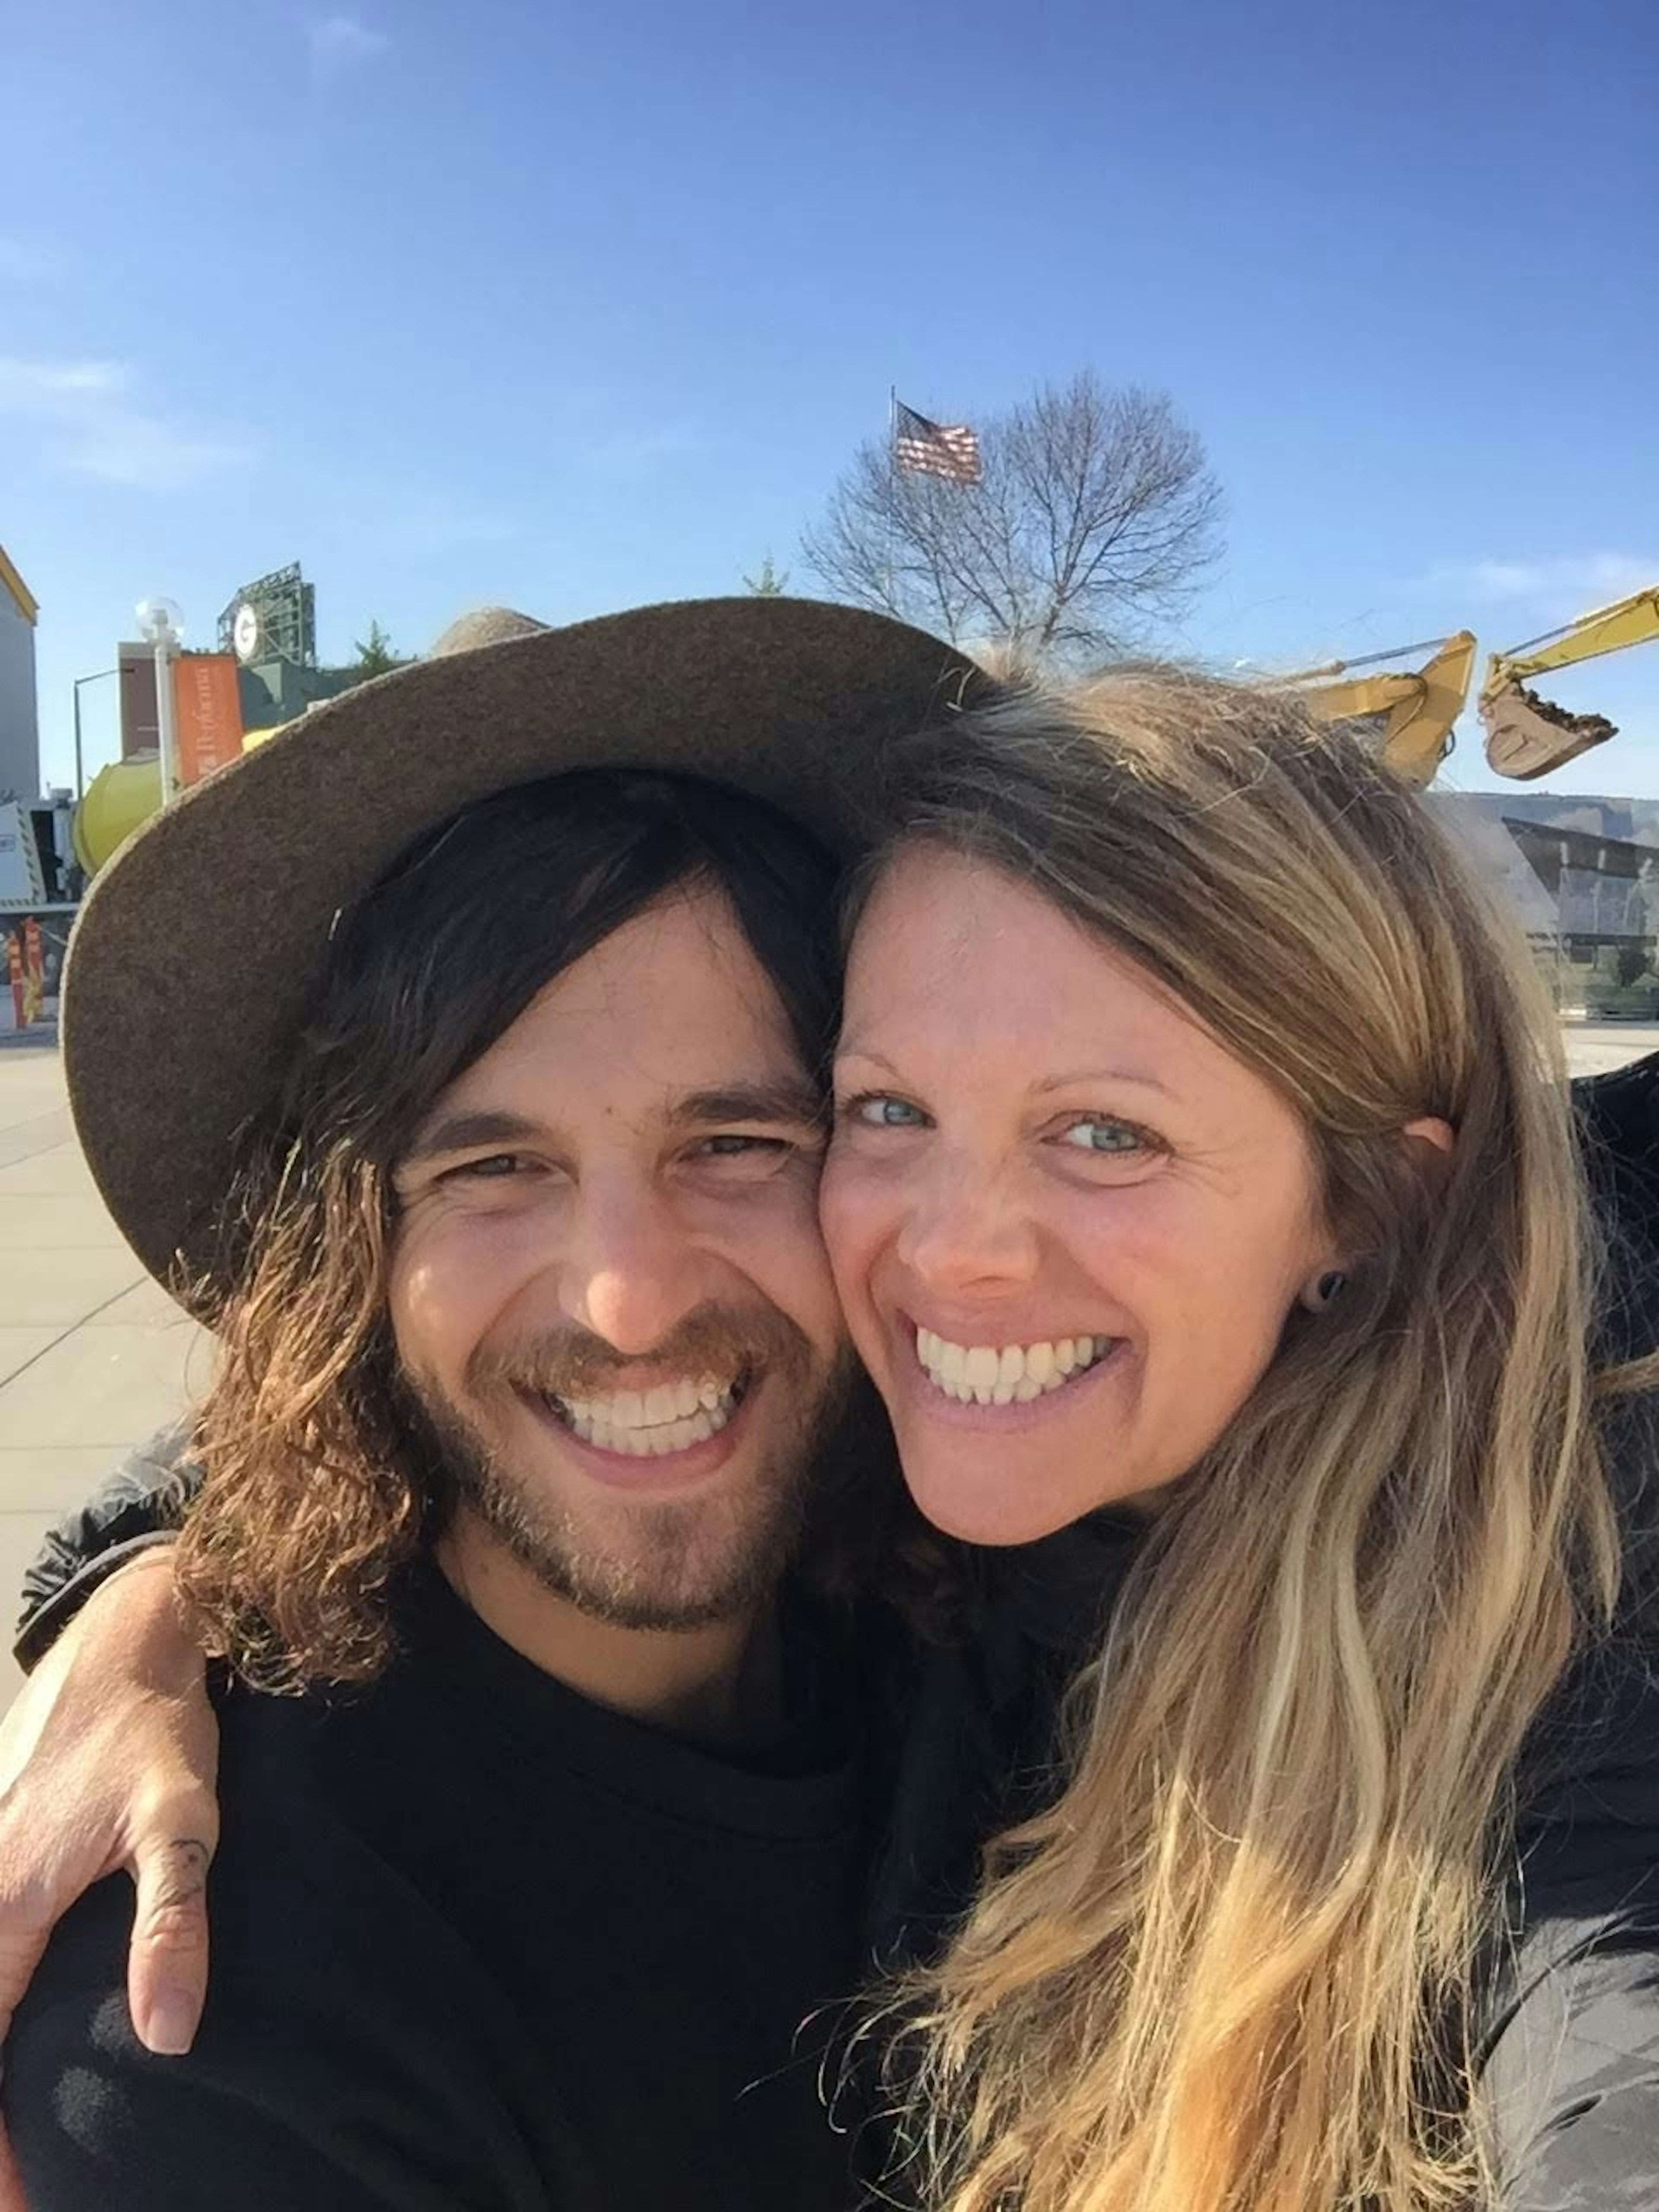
[552,1374,740,1458]
[914,1329,1115,1406]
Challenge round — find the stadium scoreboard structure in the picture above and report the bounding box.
[217,563,317,669]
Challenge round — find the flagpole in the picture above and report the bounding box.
[887,385,898,612]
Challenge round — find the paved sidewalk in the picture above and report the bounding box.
[1559,1017,1659,1077]
[0,1040,207,1709]
[3,1017,1658,1717]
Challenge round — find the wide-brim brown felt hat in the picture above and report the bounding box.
[64,596,983,1313]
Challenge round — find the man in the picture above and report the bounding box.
[2,599,979,2210]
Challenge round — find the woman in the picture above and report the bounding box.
[8,667,1659,2209]
[819,667,1659,2210]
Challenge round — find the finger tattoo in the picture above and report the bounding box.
[152,1838,213,1909]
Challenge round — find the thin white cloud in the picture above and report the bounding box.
[580,426,708,478]
[66,413,256,489]
[0,355,256,489]
[0,356,127,400]
[308,14,389,79]
[1414,553,1658,607]
[373,506,524,557]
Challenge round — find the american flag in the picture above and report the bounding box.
[893,399,982,485]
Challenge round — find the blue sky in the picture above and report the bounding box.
[4,0,1656,796]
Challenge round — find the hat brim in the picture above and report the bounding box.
[64,596,981,1308]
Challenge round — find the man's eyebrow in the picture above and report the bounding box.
[667,1081,826,1129]
[399,1109,545,1167]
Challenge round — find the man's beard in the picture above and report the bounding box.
[394,1306,855,1633]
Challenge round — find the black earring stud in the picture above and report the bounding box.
[1317,1271,1348,1306]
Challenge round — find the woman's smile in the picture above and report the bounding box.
[910,1322,1119,1407]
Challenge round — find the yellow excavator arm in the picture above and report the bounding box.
[1480,584,1659,779]
[1281,631,1478,786]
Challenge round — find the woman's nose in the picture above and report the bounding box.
[894,1157,1040,1298]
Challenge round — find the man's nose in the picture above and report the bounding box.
[555,1178,708,1355]
[894,1154,1040,1300]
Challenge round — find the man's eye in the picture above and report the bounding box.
[448,1153,525,1179]
[842,1093,927,1130]
[1058,1117,1147,1155]
[687,1132,811,1180]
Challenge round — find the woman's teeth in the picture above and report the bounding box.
[914,1328,1114,1407]
[548,1374,740,1458]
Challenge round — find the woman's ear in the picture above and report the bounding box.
[1402,1116,1455,1189]
[1299,1266,1348,1314]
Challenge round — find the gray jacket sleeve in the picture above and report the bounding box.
[1486,1551,1659,2210]
[13,1422,203,1672]
[1487,1906,1659,2208]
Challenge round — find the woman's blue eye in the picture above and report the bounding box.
[1061,1118,1142,1154]
[850,1095,925,1129]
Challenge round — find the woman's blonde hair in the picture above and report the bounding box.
[863,667,1624,2211]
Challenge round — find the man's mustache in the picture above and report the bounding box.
[465,1303,819,1401]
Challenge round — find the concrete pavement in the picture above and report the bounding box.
[1557,1017,1659,1079]
[0,1039,207,1709]
[3,1018,1658,1716]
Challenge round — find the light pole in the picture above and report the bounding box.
[135,598,184,803]
[72,667,118,801]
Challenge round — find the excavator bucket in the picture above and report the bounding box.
[1480,682,1618,781]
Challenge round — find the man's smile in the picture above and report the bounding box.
[529,1368,753,1456]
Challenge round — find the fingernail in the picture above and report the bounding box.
[143,1991,199,2056]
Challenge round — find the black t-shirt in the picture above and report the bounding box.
[8,1560,877,2211]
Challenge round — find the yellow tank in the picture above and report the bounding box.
[73,754,163,876]
[72,728,287,877]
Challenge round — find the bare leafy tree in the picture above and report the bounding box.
[802,372,1223,659]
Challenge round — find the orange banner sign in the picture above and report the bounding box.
[172,653,245,788]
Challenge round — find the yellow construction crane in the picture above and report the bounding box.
[1480,584,1659,780]
[1279,630,1478,785]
